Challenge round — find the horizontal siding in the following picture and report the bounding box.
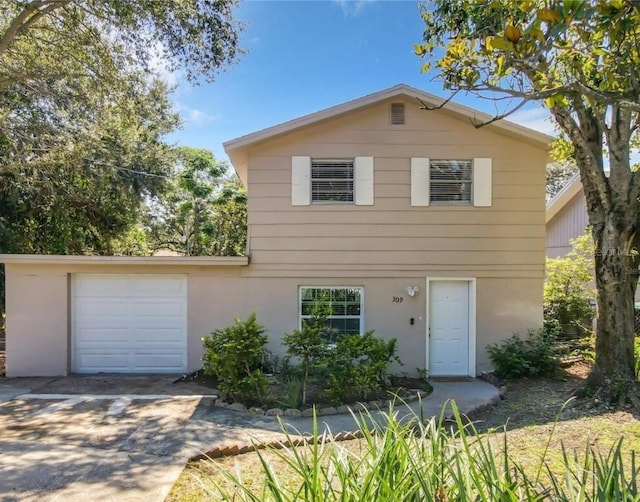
[546,191,589,257]
[250,236,544,252]
[249,224,545,238]
[275,129,538,148]
[250,250,542,266]
[244,96,546,271]
[248,197,542,212]
[249,210,544,225]
[241,262,542,272]
[247,181,542,199]
[249,164,544,185]
[241,268,544,279]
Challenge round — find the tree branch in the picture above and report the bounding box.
[550,103,610,218]
[468,98,529,129]
[415,91,460,111]
[0,0,69,57]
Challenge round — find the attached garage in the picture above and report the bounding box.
[73,274,188,373]
[1,252,249,377]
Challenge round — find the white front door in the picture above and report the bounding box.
[428,280,470,376]
[73,275,187,374]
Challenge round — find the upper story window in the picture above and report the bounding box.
[311,158,355,203]
[291,156,373,206]
[410,157,492,207]
[430,159,473,204]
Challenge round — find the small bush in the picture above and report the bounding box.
[487,329,559,379]
[324,331,401,403]
[544,233,595,336]
[202,313,268,404]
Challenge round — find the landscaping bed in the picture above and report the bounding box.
[180,369,432,416]
[200,313,421,414]
[214,373,433,417]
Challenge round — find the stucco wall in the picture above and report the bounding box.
[179,275,542,376]
[4,263,248,377]
[4,263,541,377]
[5,267,69,377]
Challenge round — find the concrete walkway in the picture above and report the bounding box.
[0,377,499,501]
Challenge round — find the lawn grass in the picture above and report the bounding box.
[166,362,640,501]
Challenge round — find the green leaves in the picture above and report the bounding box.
[145,148,247,257]
[0,1,241,82]
[324,331,400,404]
[0,0,242,257]
[418,0,640,99]
[202,313,269,404]
[418,0,640,393]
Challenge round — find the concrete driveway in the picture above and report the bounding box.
[0,375,499,501]
[0,376,229,502]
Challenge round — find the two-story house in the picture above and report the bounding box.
[0,84,551,378]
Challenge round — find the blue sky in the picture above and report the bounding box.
[164,0,553,164]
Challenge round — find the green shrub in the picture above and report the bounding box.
[324,331,400,403]
[202,313,268,404]
[487,329,559,379]
[544,233,595,336]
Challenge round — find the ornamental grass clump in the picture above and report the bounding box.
[197,401,639,501]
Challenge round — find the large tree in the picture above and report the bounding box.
[0,1,240,82]
[0,72,178,254]
[146,147,247,256]
[0,0,241,254]
[418,0,640,403]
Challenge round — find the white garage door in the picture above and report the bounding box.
[73,275,187,374]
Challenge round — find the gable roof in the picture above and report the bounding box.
[224,83,554,186]
[545,173,582,224]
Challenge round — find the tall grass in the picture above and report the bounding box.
[198,401,640,501]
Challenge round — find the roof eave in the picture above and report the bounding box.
[223,83,554,156]
[545,173,582,223]
[0,254,250,266]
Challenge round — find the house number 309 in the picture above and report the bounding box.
[392,296,404,303]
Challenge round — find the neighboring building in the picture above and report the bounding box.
[545,173,639,302]
[546,173,587,258]
[0,84,551,378]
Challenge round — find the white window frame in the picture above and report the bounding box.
[298,286,364,338]
[291,156,374,206]
[410,157,492,207]
[311,158,355,204]
[429,159,473,205]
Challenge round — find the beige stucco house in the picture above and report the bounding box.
[0,84,551,378]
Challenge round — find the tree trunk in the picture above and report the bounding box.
[549,104,639,405]
[586,213,638,404]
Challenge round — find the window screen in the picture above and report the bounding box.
[311,159,354,202]
[430,159,472,203]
